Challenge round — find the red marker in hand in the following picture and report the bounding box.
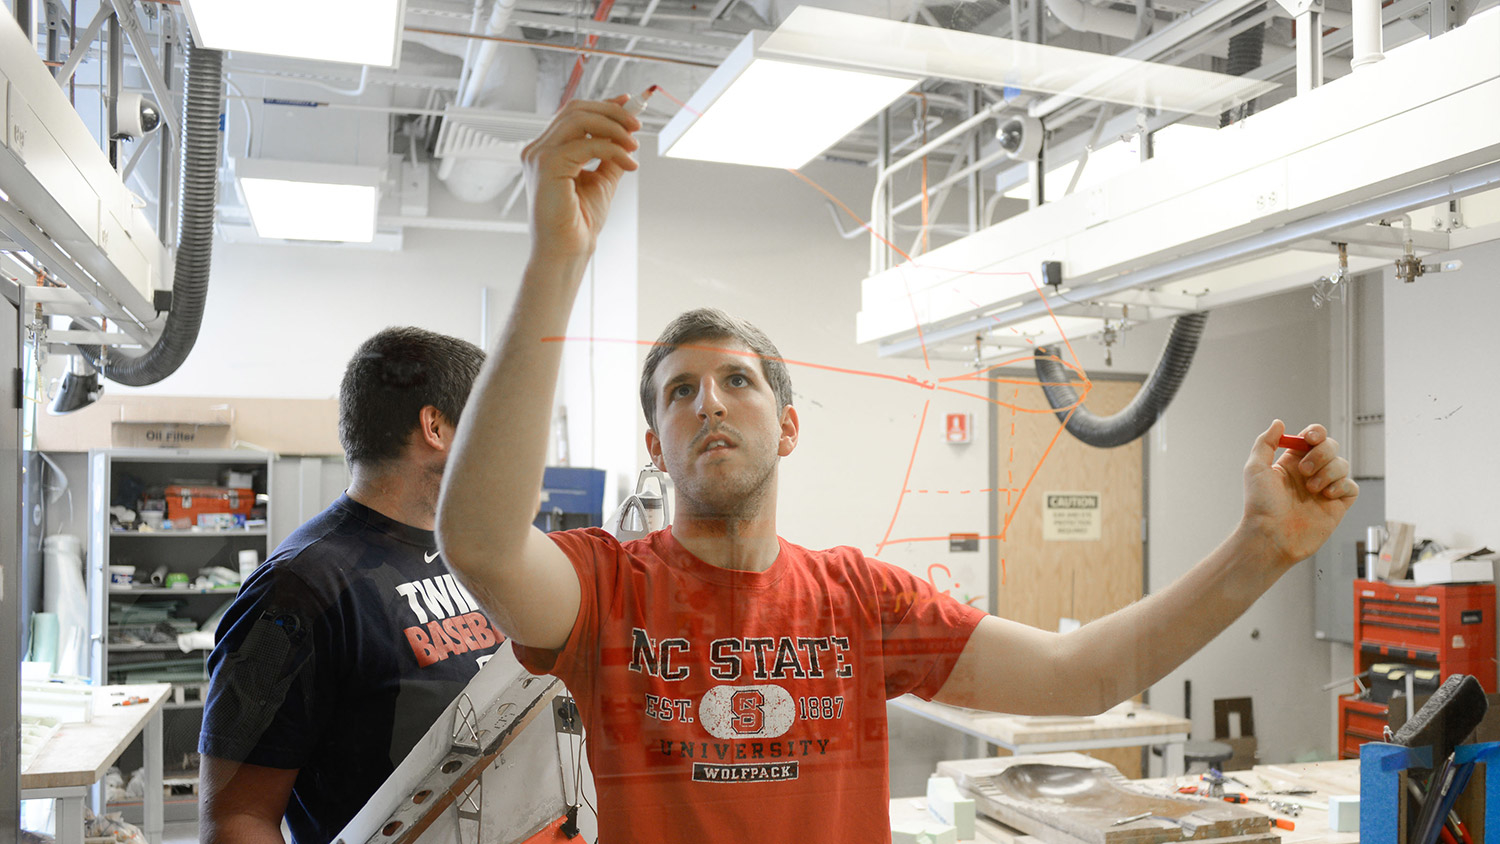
[1277,435,1310,451]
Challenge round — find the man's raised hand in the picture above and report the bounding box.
[520,96,641,264]
[1241,420,1359,567]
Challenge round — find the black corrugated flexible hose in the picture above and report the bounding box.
[1032,312,1209,448]
[1220,6,1266,127]
[76,37,223,385]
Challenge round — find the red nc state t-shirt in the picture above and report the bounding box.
[514,528,986,844]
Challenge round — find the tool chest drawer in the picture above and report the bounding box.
[1339,696,1390,759]
[1353,579,1496,686]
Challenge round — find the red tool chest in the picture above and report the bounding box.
[1338,579,1496,758]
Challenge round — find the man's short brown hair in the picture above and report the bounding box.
[638,309,793,431]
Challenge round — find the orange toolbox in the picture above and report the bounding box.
[1338,579,1496,758]
[164,485,255,523]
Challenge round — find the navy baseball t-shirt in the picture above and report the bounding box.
[200,494,502,844]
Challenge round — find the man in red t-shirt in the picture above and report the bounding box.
[436,99,1359,844]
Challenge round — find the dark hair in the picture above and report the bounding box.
[339,327,484,466]
[638,308,793,430]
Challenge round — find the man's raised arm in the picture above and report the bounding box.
[935,420,1359,716]
[437,98,641,650]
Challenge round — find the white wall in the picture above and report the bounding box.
[102,195,534,401]
[1384,236,1500,549]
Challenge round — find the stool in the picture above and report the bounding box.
[1153,740,1234,774]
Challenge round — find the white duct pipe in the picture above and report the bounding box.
[439,0,522,183]
[459,0,521,108]
[1045,0,1142,39]
[1351,0,1384,68]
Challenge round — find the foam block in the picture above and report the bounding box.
[927,776,976,840]
[1329,795,1360,833]
[891,820,958,844]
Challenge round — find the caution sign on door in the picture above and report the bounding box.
[1042,492,1101,541]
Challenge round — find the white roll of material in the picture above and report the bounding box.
[238,549,259,584]
[42,535,90,678]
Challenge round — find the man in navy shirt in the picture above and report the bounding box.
[199,327,502,844]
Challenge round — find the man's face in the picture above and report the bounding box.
[645,338,798,519]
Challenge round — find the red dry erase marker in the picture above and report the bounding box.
[1277,435,1310,451]
[624,86,657,115]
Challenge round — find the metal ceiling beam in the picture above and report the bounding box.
[0,195,157,346]
[877,160,1500,357]
[505,10,741,50]
[105,0,181,138]
[991,0,1435,198]
[53,5,111,90]
[1030,0,1272,121]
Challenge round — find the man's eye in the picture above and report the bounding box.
[728,374,749,387]
[672,384,692,399]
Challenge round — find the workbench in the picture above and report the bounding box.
[893,758,1362,843]
[892,695,1193,777]
[21,683,171,844]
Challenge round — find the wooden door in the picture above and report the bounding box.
[992,375,1147,775]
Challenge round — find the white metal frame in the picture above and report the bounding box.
[858,11,1500,356]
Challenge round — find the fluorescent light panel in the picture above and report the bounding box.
[181,0,404,67]
[659,34,918,169]
[763,7,1278,116]
[236,160,381,243]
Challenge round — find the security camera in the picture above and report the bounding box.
[995,114,1043,162]
[116,92,162,139]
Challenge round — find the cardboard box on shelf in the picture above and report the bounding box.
[35,394,340,454]
[112,421,232,449]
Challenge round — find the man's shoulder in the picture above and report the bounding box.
[780,538,872,568]
[272,496,434,565]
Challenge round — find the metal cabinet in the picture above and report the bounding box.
[86,448,273,791]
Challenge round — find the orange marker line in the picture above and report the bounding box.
[541,336,927,390]
[934,385,1086,414]
[883,535,1007,547]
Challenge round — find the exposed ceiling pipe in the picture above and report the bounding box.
[557,0,618,108]
[1045,0,1146,39]
[597,0,664,97]
[1351,0,1385,68]
[456,0,520,110]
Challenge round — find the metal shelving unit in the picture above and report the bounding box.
[85,448,274,799]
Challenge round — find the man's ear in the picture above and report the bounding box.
[645,429,666,473]
[417,405,452,452]
[778,405,799,458]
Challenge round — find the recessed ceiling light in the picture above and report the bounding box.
[181,0,405,67]
[236,160,381,243]
[658,33,919,169]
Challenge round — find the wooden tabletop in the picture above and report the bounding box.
[894,696,1192,744]
[1225,760,1361,844]
[21,684,172,790]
